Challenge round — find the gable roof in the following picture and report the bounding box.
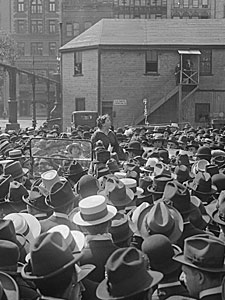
[60,18,225,52]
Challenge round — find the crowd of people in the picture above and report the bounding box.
[0,115,225,299]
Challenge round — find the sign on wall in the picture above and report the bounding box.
[113,99,127,106]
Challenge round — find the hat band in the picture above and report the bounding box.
[219,212,225,222]
[81,207,108,222]
[22,223,30,237]
[185,254,223,269]
[145,218,175,237]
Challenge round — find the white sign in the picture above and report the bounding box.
[113,99,127,106]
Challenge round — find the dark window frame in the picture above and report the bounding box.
[200,49,212,76]
[31,42,43,56]
[145,50,158,73]
[31,20,43,33]
[17,0,25,12]
[17,42,25,56]
[17,20,26,33]
[74,51,82,76]
[49,20,56,33]
[66,23,73,37]
[49,0,56,12]
[49,42,56,56]
[31,0,43,14]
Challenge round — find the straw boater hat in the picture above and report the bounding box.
[39,170,62,196]
[73,195,117,226]
[120,178,143,197]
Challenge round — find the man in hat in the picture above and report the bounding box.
[73,195,118,283]
[173,234,225,300]
[96,247,163,300]
[21,231,95,300]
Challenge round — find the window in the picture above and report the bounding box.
[17,0,25,12]
[183,0,189,7]
[75,98,85,111]
[49,20,56,33]
[192,0,199,7]
[74,51,82,75]
[17,42,25,56]
[174,0,180,7]
[84,22,92,30]
[17,20,26,33]
[195,103,210,123]
[31,42,43,55]
[66,23,73,37]
[200,49,212,75]
[73,23,80,36]
[146,50,158,73]
[202,0,208,8]
[49,42,56,56]
[162,0,167,6]
[49,0,56,12]
[31,0,43,14]
[31,20,43,33]
[151,0,156,5]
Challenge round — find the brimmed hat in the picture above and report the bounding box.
[212,193,225,226]
[47,225,85,252]
[93,149,111,164]
[140,157,159,173]
[137,202,183,243]
[211,155,225,169]
[73,195,117,226]
[120,178,143,197]
[205,164,219,177]
[106,159,120,173]
[147,175,172,195]
[188,172,217,195]
[196,146,211,159]
[109,212,133,244]
[173,234,225,273]
[21,232,83,280]
[3,161,28,180]
[106,178,134,207]
[212,173,225,193]
[45,180,76,209]
[0,240,22,275]
[142,234,182,275]
[173,165,193,183]
[6,181,29,204]
[66,142,82,155]
[40,170,61,195]
[126,141,144,156]
[96,247,163,300]
[0,175,12,201]
[65,161,87,182]
[0,271,19,300]
[77,175,99,198]
[4,213,41,246]
[7,150,25,160]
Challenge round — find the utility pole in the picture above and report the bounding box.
[31,56,36,129]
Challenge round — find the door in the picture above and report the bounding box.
[195,103,210,123]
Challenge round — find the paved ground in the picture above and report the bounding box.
[0,117,46,130]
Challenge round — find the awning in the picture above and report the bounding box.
[178,50,201,55]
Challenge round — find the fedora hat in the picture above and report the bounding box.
[4,213,41,246]
[127,202,150,233]
[106,178,134,207]
[6,181,29,204]
[93,149,111,164]
[0,175,12,201]
[109,212,133,244]
[196,146,211,159]
[64,161,87,181]
[73,195,117,226]
[126,141,144,156]
[205,164,219,177]
[0,240,22,275]
[77,175,99,198]
[45,180,75,209]
[3,161,28,180]
[106,159,120,173]
[173,165,193,183]
[142,234,182,275]
[211,155,225,169]
[188,172,217,195]
[47,225,85,253]
[212,193,225,226]
[22,184,53,213]
[173,234,225,273]
[21,232,83,281]
[40,170,61,195]
[212,173,225,193]
[75,264,96,282]
[96,247,163,300]
[0,271,19,300]
[96,167,110,179]
[120,178,143,197]
[147,175,172,195]
[137,202,183,243]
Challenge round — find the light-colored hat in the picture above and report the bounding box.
[120,178,143,197]
[40,170,61,194]
[47,225,85,252]
[114,172,126,179]
[127,202,150,233]
[73,195,117,226]
[4,213,41,248]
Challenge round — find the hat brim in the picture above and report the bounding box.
[137,204,183,243]
[21,252,83,281]
[71,230,85,252]
[18,213,41,239]
[188,182,217,195]
[76,264,96,282]
[0,271,19,300]
[212,209,225,226]
[64,169,88,178]
[13,168,29,180]
[96,270,163,300]
[173,252,225,273]
[73,205,117,226]
[22,194,52,213]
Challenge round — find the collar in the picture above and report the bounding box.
[199,286,222,299]
[35,213,48,218]
[183,221,191,225]
[86,233,112,244]
[158,281,181,289]
[53,212,69,219]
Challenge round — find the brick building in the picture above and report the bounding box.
[60,18,225,129]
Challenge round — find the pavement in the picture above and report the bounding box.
[0,117,46,130]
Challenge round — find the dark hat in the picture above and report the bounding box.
[6,181,29,204]
[93,149,111,164]
[167,136,179,147]
[147,175,172,195]
[173,234,225,273]
[205,164,219,177]
[126,141,144,156]
[138,177,152,196]
[152,134,165,142]
[142,234,181,275]
[0,240,21,275]
[106,159,120,173]
[174,165,193,183]
[137,202,183,243]
[96,247,163,300]
[0,175,12,201]
[212,193,225,226]
[109,212,133,244]
[212,173,225,193]
[65,161,87,181]
[158,149,170,164]
[3,161,28,180]
[188,172,217,195]
[106,178,134,207]
[0,271,19,300]
[176,153,190,167]
[0,219,26,250]
[96,167,110,179]
[211,155,225,169]
[22,183,53,213]
[77,175,99,198]
[21,232,82,280]
[186,140,199,150]
[196,146,211,158]
[45,180,75,209]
